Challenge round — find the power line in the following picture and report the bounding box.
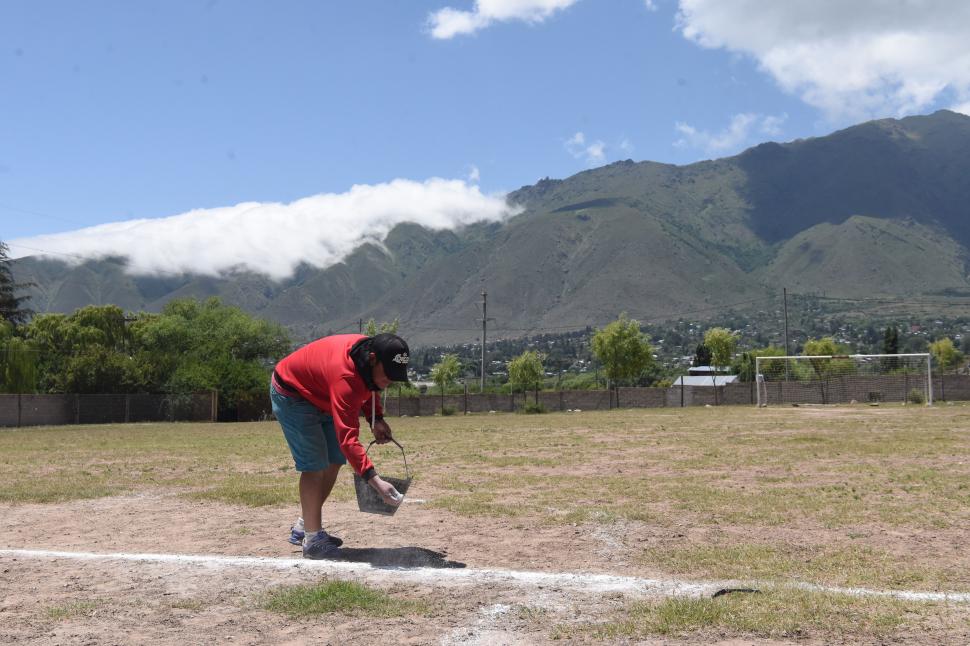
[0,201,92,228]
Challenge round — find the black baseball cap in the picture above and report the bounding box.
[371,333,410,383]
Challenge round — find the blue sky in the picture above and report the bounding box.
[3,1,969,276]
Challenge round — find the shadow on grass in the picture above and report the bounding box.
[336,546,466,569]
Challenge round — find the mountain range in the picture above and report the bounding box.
[11,110,970,346]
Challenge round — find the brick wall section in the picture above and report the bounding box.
[0,396,16,426]
[78,394,127,424]
[24,394,76,426]
[936,375,970,401]
[382,375,970,415]
[6,376,970,427]
[759,374,943,405]
[0,393,216,427]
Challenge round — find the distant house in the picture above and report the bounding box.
[672,375,738,387]
[686,365,731,376]
[674,365,737,387]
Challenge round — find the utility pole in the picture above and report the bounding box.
[783,288,791,381]
[480,290,487,393]
[783,288,790,356]
[359,318,363,334]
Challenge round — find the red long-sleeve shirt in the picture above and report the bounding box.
[274,334,383,476]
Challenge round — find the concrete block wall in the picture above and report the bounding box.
[6,376,970,427]
[937,375,970,401]
[20,394,75,426]
[0,392,216,427]
[759,374,938,405]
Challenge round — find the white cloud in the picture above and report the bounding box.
[619,138,635,156]
[565,131,606,165]
[585,140,606,164]
[759,113,787,137]
[9,179,520,280]
[952,101,970,117]
[428,0,579,39]
[674,112,785,155]
[467,164,481,183]
[565,131,586,148]
[676,0,970,120]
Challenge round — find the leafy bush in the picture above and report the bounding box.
[522,402,547,414]
[440,405,457,416]
[558,372,602,390]
[907,388,926,405]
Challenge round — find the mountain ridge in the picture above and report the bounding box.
[11,110,970,346]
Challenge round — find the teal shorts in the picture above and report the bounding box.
[270,383,347,472]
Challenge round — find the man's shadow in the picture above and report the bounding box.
[336,546,466,569]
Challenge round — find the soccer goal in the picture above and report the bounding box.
[756,353,932,407]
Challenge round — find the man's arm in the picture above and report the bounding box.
[329,378,375,479]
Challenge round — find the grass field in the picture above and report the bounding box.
[2,404,969,643]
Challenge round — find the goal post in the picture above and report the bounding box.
[755,353,932,407]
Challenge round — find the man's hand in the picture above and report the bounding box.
[368,475,403,507]
[372,419,393,444]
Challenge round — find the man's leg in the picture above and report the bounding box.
[300,463,342,532]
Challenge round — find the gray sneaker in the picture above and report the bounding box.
[290,527,342,547]
[303,531,341,560]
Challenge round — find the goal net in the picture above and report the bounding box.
[756,353,932,407]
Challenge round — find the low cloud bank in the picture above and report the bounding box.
[11,178,520,280]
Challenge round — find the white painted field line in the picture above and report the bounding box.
[2,548,968,604]
[0,548,702,596]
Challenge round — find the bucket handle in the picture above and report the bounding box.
[364,438,411,479]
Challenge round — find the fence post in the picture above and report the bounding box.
[211,390,219,422]
[125,394,131,423]
[17,393,22,428]
[74,394,80,425]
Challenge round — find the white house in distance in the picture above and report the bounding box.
[672,365,739,387]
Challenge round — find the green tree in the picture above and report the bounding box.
[802,337,841,404]
[734,346,786,382]
[430,353,461,413]
[703,327,737,404]
[507,350,544,405]
[930,337,962,372]
[131,297,290,418]
[0,241,32,326]
[591,313,654,407]
[692,342,712,367]
[365,318,399,336]
[929,337,962,402]
[882,325,900,371]
[0,321,38,393]
[883,325,900,354]
[24,305,140,393]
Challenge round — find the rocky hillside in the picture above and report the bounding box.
[12,110,970,345]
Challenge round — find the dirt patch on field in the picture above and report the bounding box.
[0,493,660,646]
[1,492,969,645]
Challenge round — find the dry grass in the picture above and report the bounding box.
[3,403,970,641]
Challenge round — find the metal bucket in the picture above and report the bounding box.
[353,438,412,516]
